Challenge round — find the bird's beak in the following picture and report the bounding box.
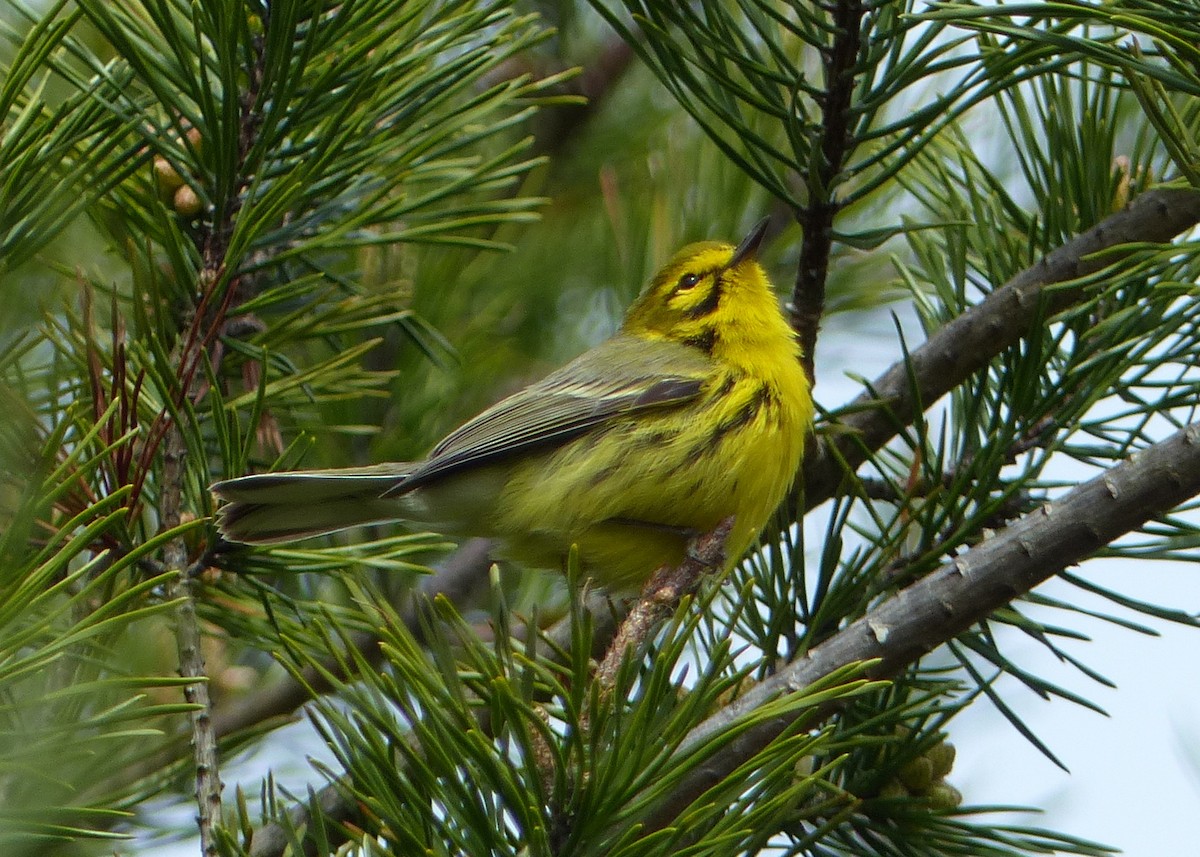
[728,217,770,268]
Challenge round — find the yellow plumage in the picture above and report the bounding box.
[213,221,813,590]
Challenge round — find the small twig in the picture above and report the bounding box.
[535,521,736,839]
[592,519,734,695]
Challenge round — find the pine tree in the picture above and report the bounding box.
[2,1,1199,855]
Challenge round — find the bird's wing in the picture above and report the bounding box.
[387,336,710,494]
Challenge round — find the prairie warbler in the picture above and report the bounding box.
[213,220,814,590]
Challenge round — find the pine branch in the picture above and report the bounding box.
[644,419,1200,832]
[162,234,245,857]
[241,541,625,857]
[142,11,268,849]
[790,0,864,384]
[215,538,493,738]
[800,185,1200,511]
[156,23,270,845]
[592,519,731,694]
[163,421,222,857]
[239,185,1200,857]
[241,540,492,857]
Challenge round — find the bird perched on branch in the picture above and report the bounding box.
[213,219,813,590]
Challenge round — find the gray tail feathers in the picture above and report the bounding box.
[212,464,412,545]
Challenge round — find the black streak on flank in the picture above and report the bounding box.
[707,383,769,447]
[710,373,737,401]
[587,459,624,488]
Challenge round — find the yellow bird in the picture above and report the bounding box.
[213,220,814,591]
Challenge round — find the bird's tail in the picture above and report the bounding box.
[212,464,412,545]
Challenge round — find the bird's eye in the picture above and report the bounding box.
[676,272,701,291]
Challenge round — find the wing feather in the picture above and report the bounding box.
[387,336,710,494]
